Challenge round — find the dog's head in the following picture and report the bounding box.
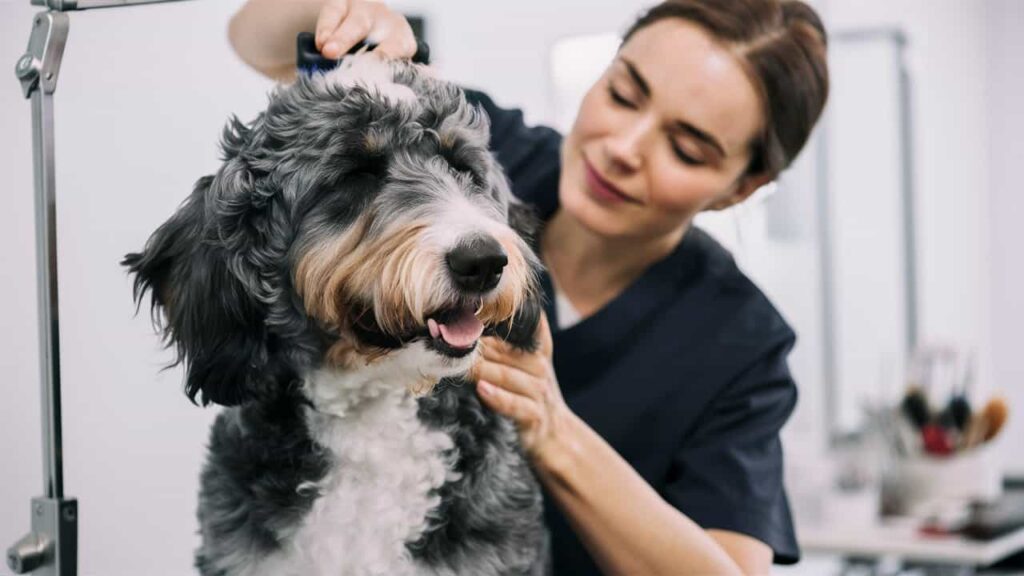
[125,55,543,406]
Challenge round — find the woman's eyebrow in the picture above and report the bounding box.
[620,57,651,97]
[673,120,726,158]
[620,57,728,158]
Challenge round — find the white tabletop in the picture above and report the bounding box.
[799,517,1024,566]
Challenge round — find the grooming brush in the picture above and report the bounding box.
[922,423,955,456]
[981,396,1009,442]
[964,411,989,449]
[939,353,974,451]
[296,31,431,75]
[952,352,975,430]
[901,387,931,430]
[948,388,973,433]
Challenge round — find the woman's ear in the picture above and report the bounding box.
[707,171,774,212]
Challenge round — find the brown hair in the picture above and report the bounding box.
[623,0,829,178]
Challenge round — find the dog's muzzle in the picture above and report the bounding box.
[421,235,509,358]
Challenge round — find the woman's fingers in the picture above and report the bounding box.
[477,380,541,425]
[480,338,547,377]
[482,312,554,362]
[320,5,372,58]
[315,0,350,51]
[373,15,418,59]
[473,315,567,458]
[316,0,418,60]
[536,313,554,359]
[474,358,538,400]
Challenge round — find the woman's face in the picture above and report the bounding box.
[560,19,767,241]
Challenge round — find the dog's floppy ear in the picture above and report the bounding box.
[507,198,540,247]
[493,290,544,353]
[489,199,545,352]
[124,124,293,406]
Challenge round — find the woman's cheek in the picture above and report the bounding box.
[651,169,727,215]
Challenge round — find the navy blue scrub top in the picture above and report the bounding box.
[465,90,801,574]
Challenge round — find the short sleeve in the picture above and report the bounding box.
[462,89,562,220]
[662,336,801,564]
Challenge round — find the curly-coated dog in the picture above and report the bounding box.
[124,54,548,576]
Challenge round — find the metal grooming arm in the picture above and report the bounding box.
[8,2,188,574]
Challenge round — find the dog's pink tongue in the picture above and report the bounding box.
[438,310,484,349]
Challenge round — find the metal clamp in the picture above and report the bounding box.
[16,12,67,97]
[7,498,78,575]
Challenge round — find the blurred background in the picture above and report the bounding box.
[0,0,1021,574]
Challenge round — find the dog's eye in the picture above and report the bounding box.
[442,147,486,190]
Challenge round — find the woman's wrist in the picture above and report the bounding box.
[532,405,587,485]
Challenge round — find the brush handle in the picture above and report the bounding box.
[963,412,989,449]
[296,32,431,75]
[982,397,1009,442]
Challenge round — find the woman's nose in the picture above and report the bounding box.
[604,120,651,172]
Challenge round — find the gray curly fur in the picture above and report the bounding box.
[125,57,548,575]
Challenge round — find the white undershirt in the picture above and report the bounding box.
[552,283,583,330]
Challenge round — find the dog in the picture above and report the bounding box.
[124,54,548,576]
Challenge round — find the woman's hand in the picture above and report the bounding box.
[474,315,757,575]
[474,314,578,470]
[314,0,418,60]
[228,0,416,80]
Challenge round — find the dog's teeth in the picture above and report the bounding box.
[427,318,440,339]
[475,299,484,315]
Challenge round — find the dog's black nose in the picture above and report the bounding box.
[446,236,508,293]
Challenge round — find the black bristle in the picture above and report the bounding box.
[901,389,931,429]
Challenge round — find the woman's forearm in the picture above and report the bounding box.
[537,410,743,576]
[228,0,322,80]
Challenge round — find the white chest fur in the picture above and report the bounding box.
[246,365,461,576]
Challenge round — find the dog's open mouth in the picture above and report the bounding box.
[347,299,487,358]
[425,300,485,358]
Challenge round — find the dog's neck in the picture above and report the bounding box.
[303,342,470,417]
[291,356,463,575]
[303,369,432,419]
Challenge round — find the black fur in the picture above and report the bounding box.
[412,380,544,572]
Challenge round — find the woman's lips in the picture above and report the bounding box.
[583,160,639,205]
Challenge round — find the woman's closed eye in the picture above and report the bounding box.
[670,138,706,166]
[607,82,638,110]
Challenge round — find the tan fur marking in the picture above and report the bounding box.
[295,214,539,357]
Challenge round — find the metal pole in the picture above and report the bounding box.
[897,42,920,356]
[8,14,78,575]
[28,22,66,506]
[8,1,191,573]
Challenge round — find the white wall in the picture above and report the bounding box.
[985,0,1024,477]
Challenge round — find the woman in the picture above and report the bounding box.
[229,1,828,574]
